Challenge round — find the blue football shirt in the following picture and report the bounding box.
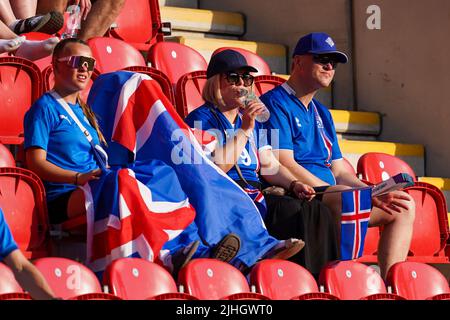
[261,83,342,185]
[24,93,100,201]
[0,208,18,261]
[185,103,271,182]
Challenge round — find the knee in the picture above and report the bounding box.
[393,191,416,223]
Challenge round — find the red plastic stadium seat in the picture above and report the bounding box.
[0,167,50,258]
[356,227,380,263]
[357,152,417,183]
[16,32,53,71]
[249,259,339,300]
[387,261,450,300]
[319,261,403,300]
[69,293,122,300]
[175,70,207,118]
[87,37,146,74]
[0,57,42,144]
[0,144,15,167]
[0,263,25,297]
[253,75,285,96]
[33,257,103,300]
[403,184,449,262]
[178,258,270,300]
[122,66,176,105]
[103,258,197,300]
[108,0,163,51]
[148,42,207,89]
[212,47,271,76]
[42,65,100,103]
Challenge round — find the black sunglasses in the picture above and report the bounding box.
[224,72,254,87]
[312,54,339,70]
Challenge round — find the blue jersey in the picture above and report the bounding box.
[261,83,342,185]
[0,208,18,261]
[185,103,271,183]
[24,93,100,201]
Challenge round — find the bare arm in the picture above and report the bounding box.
[26,147,101,185]
[259,149,315,199]
[331,159,368,188]
[4,250,56,300]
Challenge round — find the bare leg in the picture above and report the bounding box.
[368,191,415,279]
[78,0,125,41]
[9,0,37,19]
[36,0,68,15]
[0,18,18,38]
[67,188,87,219]
[0,0,17,27]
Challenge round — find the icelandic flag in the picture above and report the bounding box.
[87,71,278,269]
[340,188,372,260]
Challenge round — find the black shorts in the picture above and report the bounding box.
[313,185,331,201]
[47,192,73,224]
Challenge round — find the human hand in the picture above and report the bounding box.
[70,0,92,20]
[76,168,102,185]
[292,181,316,201]
[372,191,412,215]
[240,100,264,134]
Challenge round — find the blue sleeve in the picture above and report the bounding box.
[24,99,53,151]
[0,208,18,261]
[260,94,293,150]
[185,108,223,142]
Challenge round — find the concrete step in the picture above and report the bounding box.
[170,30,239,40]
[159,0,197,8]
[161,6,244,36]
[331,110,381,136]
[340,140,425,177]
[166,36,287,74]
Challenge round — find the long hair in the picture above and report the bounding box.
[52,38,107,145]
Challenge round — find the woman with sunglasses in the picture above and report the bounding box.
[185,49,339,277]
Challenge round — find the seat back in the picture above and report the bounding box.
[103,258,178,300]
[319,261,387,300]
[33,257,102,299]
[212,47,271,76]
[357,152,417,183]
[0,57,42,144]
[175,70,207,118]
[122,66,175,105]
[0,167,49,258]
[87,37,146,74]
[0,144,15,167]
[387,261,450,300]
[42,66,100,103]
[109,0,162,50]
[178,258,251,300]
[253,75,285,96]
[148,42,207,88]
[249,259,319,299]
[0,263,23,294]
[404,184,449,259]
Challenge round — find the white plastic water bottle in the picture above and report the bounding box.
[239,89,271,123]
[61,5,81,39]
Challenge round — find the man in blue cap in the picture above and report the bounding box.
[260,32,416,279]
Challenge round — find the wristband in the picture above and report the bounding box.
[75,172,81,185]
[289,180,300,193]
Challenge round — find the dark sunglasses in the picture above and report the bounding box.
[312,54,339,70]
[57,55,96,71]
[224,72,254,87]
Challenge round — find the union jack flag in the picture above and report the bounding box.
[85,71,278,272]
[340,188,372,260]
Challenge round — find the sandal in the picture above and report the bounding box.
[211,233,241,262]
[263,238,305,260]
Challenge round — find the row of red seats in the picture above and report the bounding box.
[0,257,448,300]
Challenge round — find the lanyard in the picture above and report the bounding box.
[311,101,333,168]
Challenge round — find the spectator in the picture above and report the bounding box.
[0,0,63,34]
[185,49,339,277]
[260,32,415,278]
[37,0,125,41]
[0,207,57,300]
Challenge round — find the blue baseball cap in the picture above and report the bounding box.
[293,32,348,63]
[207,49,258,79]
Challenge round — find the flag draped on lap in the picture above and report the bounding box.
[340,188,372,260]
[87,71,278,269]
